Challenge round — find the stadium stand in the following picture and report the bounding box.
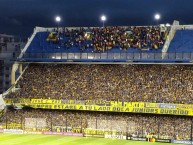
[17,22,193,62]
[2,22,193,144]
[6,64,193,104]
[0,108,192,140]
[26,26,167,54]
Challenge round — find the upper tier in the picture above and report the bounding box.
[19,25,193,63]
[19,26,177,63]
[27,26,166,53]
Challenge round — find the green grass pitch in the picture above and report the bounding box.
[0,134,176,145]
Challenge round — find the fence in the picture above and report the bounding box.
[1,112,193,141]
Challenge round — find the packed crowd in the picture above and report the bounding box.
[0,108,87,132]
[7,64,193,104]
[0,108,192,140]
[49,26,168,51]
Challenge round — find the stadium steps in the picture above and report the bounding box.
[168,30,193,52]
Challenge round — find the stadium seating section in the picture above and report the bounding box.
[1,108,192,140]
[27,26,167,54]
[7,64,193,104]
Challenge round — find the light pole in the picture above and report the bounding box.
[101,15,106,28]
[154,14,160,25]
[55,16,61,32]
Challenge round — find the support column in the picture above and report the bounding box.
[11,65,16,85]
[19,64,22,75]
[11,63,19,85]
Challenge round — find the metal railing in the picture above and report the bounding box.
[19,52,193,62]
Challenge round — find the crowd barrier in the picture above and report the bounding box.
[42,131,83,136]
[105,134,127,140]
[0,129,83,137]
[172,140,193,144]
[19,52,193,63]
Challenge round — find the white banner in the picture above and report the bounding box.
[4,129,23,134]
[0,95,5,110]
[105,134,126,140]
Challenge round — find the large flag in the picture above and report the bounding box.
[0,95,5,110]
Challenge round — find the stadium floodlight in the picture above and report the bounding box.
[154,14,160,20]
[55,16,61,31]
[154,14,161,25]
[55,16,61,22]
[101,15,106,27]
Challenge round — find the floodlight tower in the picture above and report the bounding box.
[154,14,161,25]
[101,15,106,28]
[55,16,61,31]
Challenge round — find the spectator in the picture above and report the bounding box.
[47,26,168,52]
[1,108,192,140]
[7,64,193,104]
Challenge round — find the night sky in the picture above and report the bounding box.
[0,0,193,37]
